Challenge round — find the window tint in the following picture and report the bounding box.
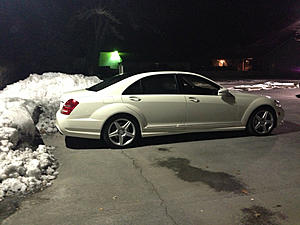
[179,75,220,95]
[142,75,178,94]
[123,80,142,95]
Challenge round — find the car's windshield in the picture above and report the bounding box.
[87,73,135,91]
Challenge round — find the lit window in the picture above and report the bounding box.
[217,59,227,67]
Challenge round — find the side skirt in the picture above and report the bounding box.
[141,126,246,138]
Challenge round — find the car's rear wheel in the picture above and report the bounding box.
[102,115,140,148]
[247,107,276,136]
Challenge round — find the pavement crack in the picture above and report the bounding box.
[121,150,178,225]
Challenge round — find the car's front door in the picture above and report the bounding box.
[122,74,186,133]
[178,74,240,130]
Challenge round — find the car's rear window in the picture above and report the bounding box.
[87,73,136,91]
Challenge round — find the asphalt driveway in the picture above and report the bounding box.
[2,88,300,225]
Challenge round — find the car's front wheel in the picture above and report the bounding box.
[102,114,140,148]
[247,107,276,136]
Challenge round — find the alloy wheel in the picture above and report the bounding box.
[108,118,136,147]
[252,110,274,135]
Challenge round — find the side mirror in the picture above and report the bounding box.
[218,88,230,96]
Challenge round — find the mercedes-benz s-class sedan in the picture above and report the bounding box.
[56,71,284,148]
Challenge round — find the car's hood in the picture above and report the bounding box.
[229,90,261,98]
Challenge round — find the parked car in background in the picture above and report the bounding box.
[56,71,284,148]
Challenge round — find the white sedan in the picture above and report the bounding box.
[56,71,284,148]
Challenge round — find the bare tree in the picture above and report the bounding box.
[72,0,123,74]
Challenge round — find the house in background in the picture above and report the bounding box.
[247,19,300,76]
[261,35,300,74]
[209,19,300,77]
[211,58,254,71]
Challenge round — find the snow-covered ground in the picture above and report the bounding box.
[219,80,300,91]
[0,72,101,201]
[0,73,298,201]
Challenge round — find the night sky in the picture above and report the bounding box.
[0,0,298,77]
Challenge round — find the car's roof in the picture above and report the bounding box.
[120,71,218,85]
[120,71,198,76]
[114,71,212,81]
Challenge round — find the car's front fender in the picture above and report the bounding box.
[241,97,275,126]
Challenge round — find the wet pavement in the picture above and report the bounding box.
[156,157,246,193]
[0,196,21,222]
[1,88,300,225]
[240,205,286,225]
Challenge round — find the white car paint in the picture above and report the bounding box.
[56,71,284,144]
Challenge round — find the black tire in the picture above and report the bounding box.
[247,107,276,136]
[102,114,140,148]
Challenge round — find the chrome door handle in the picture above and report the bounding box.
[188,97,200,103]
[129,96,141,102]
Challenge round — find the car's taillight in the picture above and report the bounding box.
[61,99,79,115]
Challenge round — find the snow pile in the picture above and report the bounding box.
[0,98,37,139]
[1,72,101,134]
[0,72,101,200]
[229,81,299,91]
[0,145,58,198]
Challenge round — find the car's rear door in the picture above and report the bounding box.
[122,74,186,132]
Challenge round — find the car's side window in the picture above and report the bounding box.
[123,80,142,95]
[141,75,178,94]
[179,75,220,95]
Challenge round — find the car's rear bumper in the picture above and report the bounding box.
[55,121,64,135]
[55,111,102,139]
